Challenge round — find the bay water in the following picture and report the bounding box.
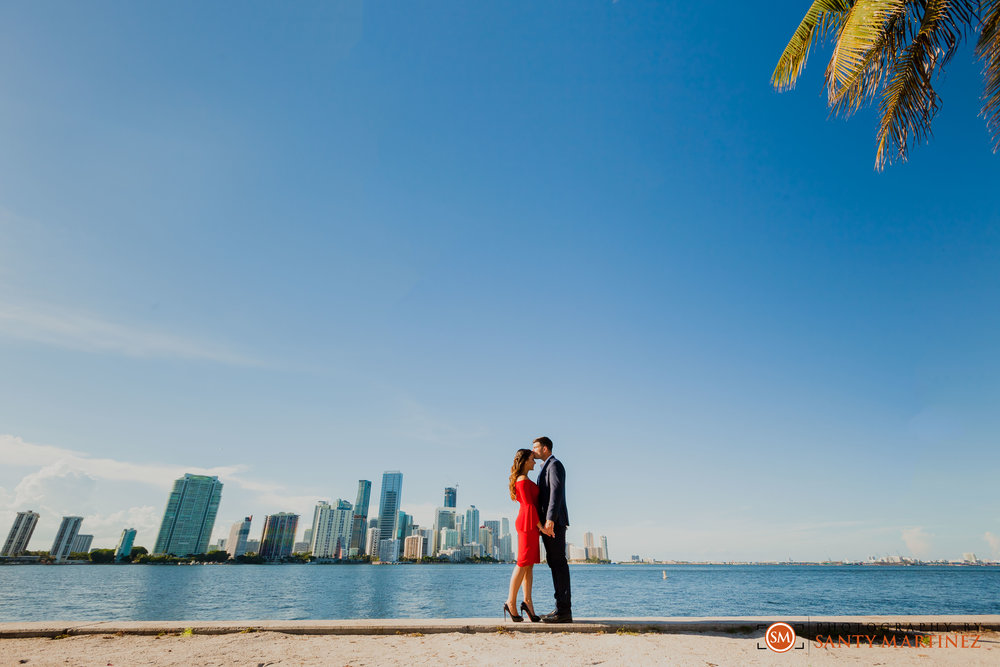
[1,564,998,621]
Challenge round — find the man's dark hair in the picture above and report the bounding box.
[533,436,553,451]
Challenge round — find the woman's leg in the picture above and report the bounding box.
[521,564,535,615]
[507,565,526,611]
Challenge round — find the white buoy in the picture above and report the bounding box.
[662,570,667,579]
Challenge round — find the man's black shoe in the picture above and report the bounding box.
[541,612,573,623]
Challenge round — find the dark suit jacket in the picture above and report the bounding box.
[536,456,569,527]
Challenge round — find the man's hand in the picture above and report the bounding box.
[543,520,555,538]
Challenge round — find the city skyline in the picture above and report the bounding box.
[2,4,999,565]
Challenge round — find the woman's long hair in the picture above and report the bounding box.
[509,448,533,500]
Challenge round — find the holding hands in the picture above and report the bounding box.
[538,521,555,538]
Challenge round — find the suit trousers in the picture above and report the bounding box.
[541,525,571,613]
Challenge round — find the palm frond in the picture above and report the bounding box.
[977,0,1000,149]
[875,0,974,168]
[772,0,852,91]
[827,0,909,115]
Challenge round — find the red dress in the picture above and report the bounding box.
[514,478,541,566]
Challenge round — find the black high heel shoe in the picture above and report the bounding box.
[520,601,540,622]
[503,602,523,622]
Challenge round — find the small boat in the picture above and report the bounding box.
[662,570,667,580]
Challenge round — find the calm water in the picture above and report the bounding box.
[1,564,998,621]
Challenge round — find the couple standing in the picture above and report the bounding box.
[504,436,572,623]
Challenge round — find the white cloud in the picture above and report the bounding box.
[0,433,324,550]
[985,532,1000,557]
[0,299,263,366]
[902,527,932,557]
[0,434,242,488]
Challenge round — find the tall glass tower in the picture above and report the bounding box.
[153,474,223,556]
[376,471,403,552]
[349,480,372,557]
[443,487,457,508]
[51,516,83,562]
[259,513,299,561]
[115,528,137,562]
[464,506,480,545]
[226,516,252,559]
[2,511,39,557]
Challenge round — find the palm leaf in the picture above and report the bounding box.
[827,0,909,115]
[772,0,852,91]
[978,0,1000,149]
[875,0,974,168]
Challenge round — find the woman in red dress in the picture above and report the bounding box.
[504,448,546,622]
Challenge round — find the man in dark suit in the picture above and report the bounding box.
[532,435,572,623]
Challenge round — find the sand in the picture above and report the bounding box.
[3,630,1000,666]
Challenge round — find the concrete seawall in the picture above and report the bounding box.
[3,616,1000,639]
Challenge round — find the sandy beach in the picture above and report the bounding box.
[3,626,999,666]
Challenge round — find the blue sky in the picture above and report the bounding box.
[1,1,999,561]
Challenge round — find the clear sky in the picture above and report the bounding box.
[1,1,999,562]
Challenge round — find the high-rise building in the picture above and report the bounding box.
[483,520,500,559]
[153,474,223,556]
[376,471,403,559]
[51,516,83,562]
[499,533,513,562]
[600,535,609,562]
[439,527,459,550]
[403,534,424,560]
[2,511,40,557]
[379,538,400,562]
[226,516,252,559]
[583,532,595,560]
[444,486,457,508]
[365,526,379,559]
[310,500,353,558]
[432,508,456,555]
[463,506,480,546]
[259,513,299,561]
[501,517,510,538]
[396,511,412,541]
[115,528,137,562]
[71,534,93,554]
[303,528,312,546]
[349,480,372,557]
[245,539,260,554]
[479,526,494,558]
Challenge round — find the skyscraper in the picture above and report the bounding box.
[600,535,609,561]
[71,534,93,554]
[432,507,456,555]
[583,532,595,559]
[349,480,372,557]
[396,510,412,541]
[464,506,480,546]
[501,517,510,538]
[444,486,457,508]
[376,471,403,559]
[153,474,223,556]
[310,500,353,558]
[115,528,137,562]
[483,520,500,559]
[226,516,253,559]
[2,511,39,557]
[51,516,83,562]
[259,513,298,561]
